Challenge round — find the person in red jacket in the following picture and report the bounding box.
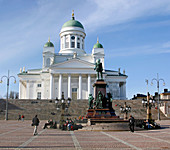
[21,115,25,121]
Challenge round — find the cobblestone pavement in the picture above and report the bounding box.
[0,120,170,149]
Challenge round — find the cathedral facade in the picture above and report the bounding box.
[18,12,127,100]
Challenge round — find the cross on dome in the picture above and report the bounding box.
[97,37,99,43]
[93,37,103,49]
[72,10,75,20]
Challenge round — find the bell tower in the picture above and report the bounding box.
[59,11,86,55]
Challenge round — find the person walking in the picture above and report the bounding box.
[129,115,135,132]
[18,115,21,121]
[32,115,40,136]
[21,115,25,121]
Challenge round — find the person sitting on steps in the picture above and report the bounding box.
[43,119,53,129]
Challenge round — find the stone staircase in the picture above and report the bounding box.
[0,99,168,120]
[112,100,168,120]
[0,99,88,121]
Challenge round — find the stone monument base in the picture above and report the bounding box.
[86,109,118,119]
[81,120,129,131]
[81,119,144,131]
[85,109,132,131]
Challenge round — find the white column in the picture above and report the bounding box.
[68,74,71,98]
[80,37,82,49]
[63,36,66,49]
[26,81,29,99]
[58,74,62,99]
[50,74,53,99]
[69,35,71,48]
[123,83,126,99]
[88,74,91,96]
[75,36,77,48]
[103,73,105,80]
[42,80,45,99]
[19,80,21,99]
[60,37,62,49]
[119,82,123,100]
[43,56,45,68]
[117,82,121,99]
[79,74,82,99]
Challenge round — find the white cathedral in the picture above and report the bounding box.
[18,12,127,100]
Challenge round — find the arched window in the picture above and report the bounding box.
[71,36,75,48]
[77,37,80,48]
[71,36,75,40]
[46,58,50,67]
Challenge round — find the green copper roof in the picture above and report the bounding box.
[62,17,84,29]
[44,40,54,48]
[93,42,103,49]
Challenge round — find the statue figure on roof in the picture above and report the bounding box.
[94,59,103,80]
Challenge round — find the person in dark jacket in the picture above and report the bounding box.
[32,115,40,136]
[18,115,21,121]
[129,115,135,132]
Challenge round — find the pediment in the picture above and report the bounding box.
[50,58,94,69]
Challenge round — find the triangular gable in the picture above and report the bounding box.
[50,58,94,69]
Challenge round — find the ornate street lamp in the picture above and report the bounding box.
[55,92,71,129]
[142,92,155,122]
[120,102,131,120]
[0,70,16,120]
[151,73,165,120]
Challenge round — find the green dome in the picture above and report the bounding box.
[44,40,54,48]
[62,18,84,29]
[93,42,103,49]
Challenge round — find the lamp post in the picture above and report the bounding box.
[55,92,71,129]
[151,73,165,121]
[120,102,131,120]
[0,70,16,120]
[142,92,155,122]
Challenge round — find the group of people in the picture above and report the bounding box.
[65,118,74,131]
[60,118,75,131]
[31,115,58,136]
[128,115,161,132]
[18,114,25,121]
[31,114,159,136]
[143,120,160,129]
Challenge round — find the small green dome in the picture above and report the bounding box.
[93,42,103,49]
[44,38,54,48]
[62,18,84,29]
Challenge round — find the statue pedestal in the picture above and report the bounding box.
[93,80,107,99]
[86,109,118,119]
[85,78,127,131]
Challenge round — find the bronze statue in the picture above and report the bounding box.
[96,91,103,109]
[94,59,103,80]
[88,94,94,109]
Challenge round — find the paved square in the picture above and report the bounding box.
[0,120,170,149]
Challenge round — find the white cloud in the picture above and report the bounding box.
[83,0,170,31]
[106,42,170,58]
[163,41,170,48]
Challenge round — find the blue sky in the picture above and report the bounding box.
[0,0,170,99]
